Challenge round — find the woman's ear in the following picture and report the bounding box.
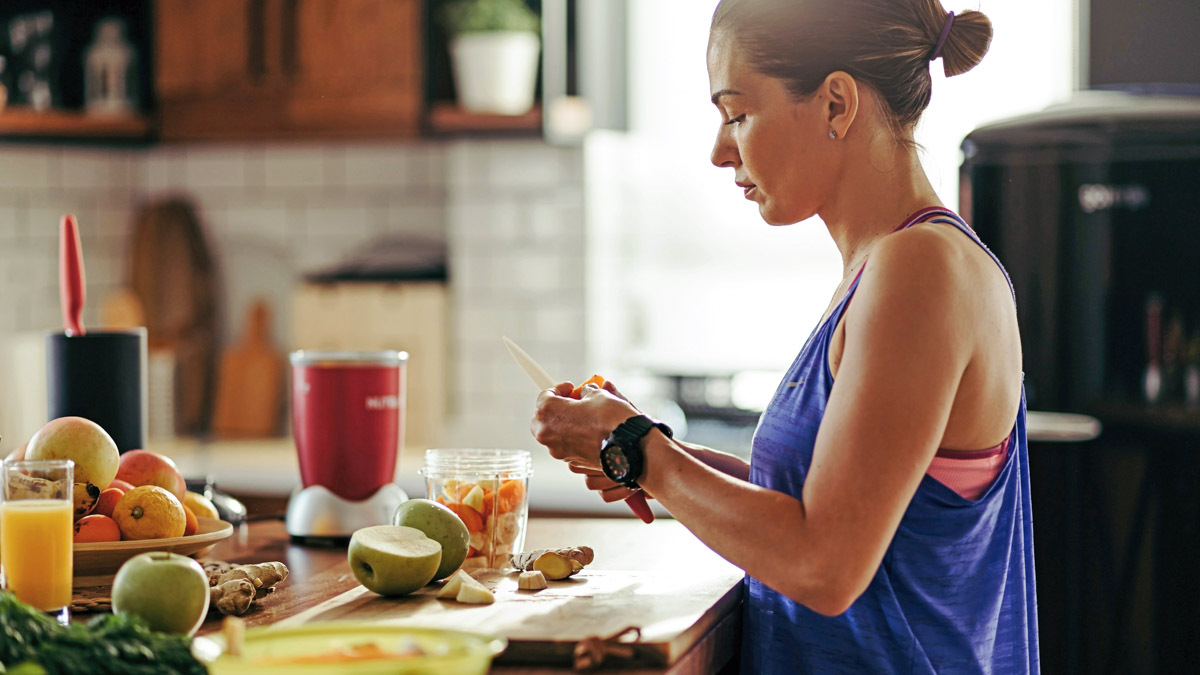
[822,71,859,139]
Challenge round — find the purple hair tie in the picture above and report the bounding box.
[931,11,955,61]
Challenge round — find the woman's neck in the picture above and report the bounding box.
[821,136,943,275]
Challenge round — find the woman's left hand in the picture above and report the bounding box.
[531,381,640,470]
[566,463,645,503]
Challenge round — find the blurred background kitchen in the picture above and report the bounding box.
[0,1,1196,671]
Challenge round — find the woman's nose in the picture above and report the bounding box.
[711,130,738,168]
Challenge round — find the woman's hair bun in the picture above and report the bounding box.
[937,9,993,77]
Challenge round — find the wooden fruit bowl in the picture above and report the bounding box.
[73,517,234,578]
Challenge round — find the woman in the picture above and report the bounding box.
[531,0,1037,672]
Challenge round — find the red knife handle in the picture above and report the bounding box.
[626,491,654,523]
[59,214,86,336]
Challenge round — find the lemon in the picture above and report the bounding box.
[183,491,220,521]
[113,485,186,540]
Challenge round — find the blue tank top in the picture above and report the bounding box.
[742,208,1039,673]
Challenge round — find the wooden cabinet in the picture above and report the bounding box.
[155,0,422,140]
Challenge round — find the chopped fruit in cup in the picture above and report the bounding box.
[433,476,529,567]
[497,479,525,513]
[444,502,484,533]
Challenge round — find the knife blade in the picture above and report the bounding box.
[503,336,555,390]
[502,336,655,523]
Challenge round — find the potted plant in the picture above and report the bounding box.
[441,0,541,115]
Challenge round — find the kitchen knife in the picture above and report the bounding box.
[59,214,86,336]
[503,336,655,523]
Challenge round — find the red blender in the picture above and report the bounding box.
[285,350,409,538]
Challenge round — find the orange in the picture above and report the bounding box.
[112,485,186,540]
[571,374,605,399]
[182,505,199,537]
[74,514,122,543]
[94,487,125,518]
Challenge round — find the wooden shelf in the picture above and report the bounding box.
[424,102,542,136]
[0,107,152,140]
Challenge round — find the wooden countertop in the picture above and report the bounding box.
[196,517,743,673]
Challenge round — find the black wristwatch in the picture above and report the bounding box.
[599,414,673,488]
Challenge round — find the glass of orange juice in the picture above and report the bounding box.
[1,459,74,623]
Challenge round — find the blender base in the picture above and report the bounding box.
[285,483,408,539]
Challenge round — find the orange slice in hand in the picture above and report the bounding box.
[571,375,605,399]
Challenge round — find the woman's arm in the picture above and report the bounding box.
[536,228,976,616]
[677,441,751,481]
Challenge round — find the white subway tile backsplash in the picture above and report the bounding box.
[60,149,129,190]
[0,148,54,189]
[505,251,563,293]
[381,204,445,239]
[304,204,375,237]
[184,148,256,189]
[138,147,187,194]
[343,144,415,188]
[0,206,25,241]
[264,146,327,188]
[219,205,290,240]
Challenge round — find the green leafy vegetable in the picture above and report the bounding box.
[0,592,206,674]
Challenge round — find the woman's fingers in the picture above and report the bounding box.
[599,485,637,503]
[584,473,622,491]
[566,462,604,476]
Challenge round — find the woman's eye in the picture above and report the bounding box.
[724,114,745,126]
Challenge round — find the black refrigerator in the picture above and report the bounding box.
[961,92,1200,674]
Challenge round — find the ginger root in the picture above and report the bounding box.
[205,560,290,615]
[219,561,289,598]
[518,570,548,590]
[510,546,594,581]
[212,578,256,616]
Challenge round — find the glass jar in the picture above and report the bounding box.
[419,449,532,570]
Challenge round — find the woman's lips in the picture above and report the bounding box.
[743,186,757,199]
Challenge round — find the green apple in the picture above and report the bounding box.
[111,552,211,636]
[25,416,119,489]
[392,498,470,581]
[348,525,442,596]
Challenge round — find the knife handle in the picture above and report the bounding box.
[626,491,654,523]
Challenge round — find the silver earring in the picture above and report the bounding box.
[828,130,837,140]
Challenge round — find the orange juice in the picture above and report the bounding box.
[0,500,73,610]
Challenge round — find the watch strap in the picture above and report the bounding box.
[601,415,673,488]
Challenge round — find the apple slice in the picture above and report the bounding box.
[455,572,495,605]
[348,526,442,597]
[462,484,485,513]
[437,569,471,599]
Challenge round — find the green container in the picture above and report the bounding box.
[203,623,506,674]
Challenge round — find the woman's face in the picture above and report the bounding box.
[707,32,837,225]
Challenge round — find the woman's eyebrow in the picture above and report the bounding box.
[711,89,742,105]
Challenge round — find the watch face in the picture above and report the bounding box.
[601,444,631,482]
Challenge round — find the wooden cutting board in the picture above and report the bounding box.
[130,199,219,435]
[274,566,744,667]
[211,299,284,437]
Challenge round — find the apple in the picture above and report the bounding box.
[25,417,119,489]
[111,552,211,636]
[392,498,470,581]
[347,525,442,597]
[115,450,186,501]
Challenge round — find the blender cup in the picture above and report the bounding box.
[420,449,532,569]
